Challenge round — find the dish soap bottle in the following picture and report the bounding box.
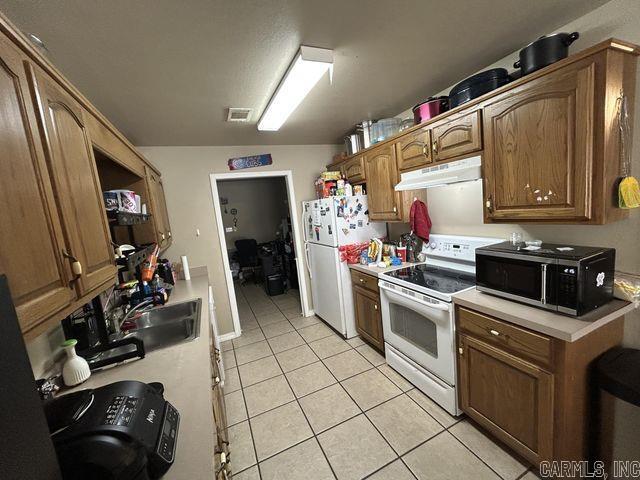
[61,339,91,386]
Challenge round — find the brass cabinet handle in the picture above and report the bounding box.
[168,231,172,238]
[422,144,428,156]
[62,250,82,276]
[432,140,438,154]
[393,206,397,213]
[374,304,378,310]
[489,329,500,336]
[485,195,494,213]
[160,232,166,240]
[458,347,463,355]
[360,278,365,283]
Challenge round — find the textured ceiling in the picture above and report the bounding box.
[0,0,609,146]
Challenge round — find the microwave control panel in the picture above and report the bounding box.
[557,265,578,309]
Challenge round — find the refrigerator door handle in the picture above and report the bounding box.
[304,243,312,279]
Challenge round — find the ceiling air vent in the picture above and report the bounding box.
[227,108,252,123]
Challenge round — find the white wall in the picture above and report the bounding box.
[139,145,339,335]
[389,0,640,347]
[218,177,289,246]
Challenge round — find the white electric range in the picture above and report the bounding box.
[378,234,502,416]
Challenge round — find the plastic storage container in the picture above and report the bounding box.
[370,118,402,144]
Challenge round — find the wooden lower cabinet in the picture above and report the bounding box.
[456,306,624,466]
[351,271,384,351]
[458,333,553,463]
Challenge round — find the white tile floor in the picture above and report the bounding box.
[224,282,539,480]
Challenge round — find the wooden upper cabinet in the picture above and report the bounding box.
[458,333,554,464]
[146,166,170,248]
[483,60,595,222]
[364,143,403,221]
[432,110,482,161]
[395,126,432,172]
[28,66,116,296]
[0,36,75,332]
[157,179,172,245]
[343,155,365,183]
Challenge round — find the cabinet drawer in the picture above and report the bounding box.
[456,307,552,367]
[343,155,365,183]
[350,270,378,293]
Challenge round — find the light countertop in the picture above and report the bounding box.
[349,262,423,277]
[66,274,215,478]
[453,288,635,342]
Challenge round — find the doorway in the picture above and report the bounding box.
[209,171,310,338]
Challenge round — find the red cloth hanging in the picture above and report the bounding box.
[410,199,432,241]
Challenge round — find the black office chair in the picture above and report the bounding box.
[235,239,260,284]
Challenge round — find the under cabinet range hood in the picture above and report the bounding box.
[395,156,482,190]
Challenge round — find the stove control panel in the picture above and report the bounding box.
[425,234,503,262]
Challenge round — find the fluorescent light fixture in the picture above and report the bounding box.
[258,45,333,131]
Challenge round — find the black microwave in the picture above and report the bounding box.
[475,242,615,316]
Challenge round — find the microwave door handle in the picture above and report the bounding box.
[541,264,548,304]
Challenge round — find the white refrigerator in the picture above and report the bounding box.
[302,195,387,338]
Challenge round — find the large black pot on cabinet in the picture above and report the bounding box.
[514,32,580,76]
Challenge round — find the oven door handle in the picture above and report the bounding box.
[541,264,548,304]
[379,282,450,311]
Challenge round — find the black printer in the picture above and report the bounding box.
[44,381,179,480]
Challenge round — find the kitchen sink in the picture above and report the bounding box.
[127,298,202,352]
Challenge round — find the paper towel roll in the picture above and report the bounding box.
[181,255,191,280]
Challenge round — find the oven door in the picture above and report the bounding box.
[476,251,557,310]
[379,282,455,385]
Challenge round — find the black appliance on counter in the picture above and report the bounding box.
[475,242,615,316]
[0,275,63,479]
[44,380,179,480]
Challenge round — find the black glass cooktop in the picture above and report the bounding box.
[385,264,476,294]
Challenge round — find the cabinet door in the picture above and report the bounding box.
[483,61,595,221]
[458,333,553,464]
[145,167,168,248]
[432,110,482,161]
[157,179,172,246]
[28,66,115,297]
[396,127,432,172]
[353,285,384,351]
[364,143,402,221]
[0,37,75,332]
[343,155,365,183]
[212,376,229,447]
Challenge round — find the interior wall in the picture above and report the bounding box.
[389,0,640,347]
[138,145,339,335]
[218,177,289,247]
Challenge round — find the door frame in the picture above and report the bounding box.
[209,170,311,339]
